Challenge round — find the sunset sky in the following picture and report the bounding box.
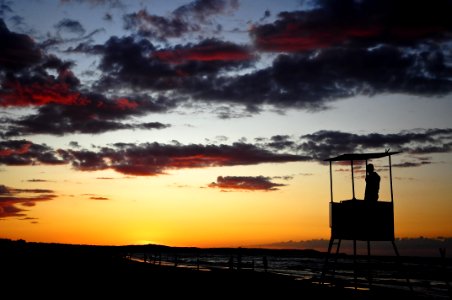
[1,0,452,248]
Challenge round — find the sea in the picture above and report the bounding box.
[131,249,451,299]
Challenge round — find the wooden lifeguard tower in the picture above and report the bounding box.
[320,151,411,289]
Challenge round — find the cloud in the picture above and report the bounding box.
[1,129,451,176]
[173,0,238,21]
[89,196,109,200]
[124,9,198,40]
[95,36,256,95]
[3,104,171,136]
[0,140,66,165]
[0,184,57,218]
[0,62,173,135]
[54,18,86,36]
[184,45,452,111]
[152,38,254,76]
[251,0,452,52]
[123,0,238,40]
[153,38,253,64]
[59,0,124,8]
[95,35,175,89]
[0,1,13,18]
[208,175,285,191]
[298,128,452,160]
[264,135,296,151]
[26,179,51,182]
[63,142,310,176]
[0,19,42,71]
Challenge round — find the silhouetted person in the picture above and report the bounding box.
[263,256,268,272]
[364,163,380,201]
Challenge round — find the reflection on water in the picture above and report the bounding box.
[131,251,451,299]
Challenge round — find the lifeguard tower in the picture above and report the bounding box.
[320,151,411,289]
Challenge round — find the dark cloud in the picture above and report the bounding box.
[0,184,57,218]
[103,13,113,21]
[96,36,254,91]
[96,35,175,90]
[123,9,199,40]
[55,18,86,36]
[173,0,239,22]
[89,196,109,200]
[208,175,285,191]
[265,135,296,151]
[182,45,452,111]
[63,142,309,176]
[259,9,271,22]
[69,141,80,148]
[251,0,452,52]
[0,129,450,176]
[40,28,104,50]
[59,0,124,8]
[26,179,50,182]
[0,19,42,71]
[94,6,452,114]
[392,161,432,168]
[298,128,452,160]
[3,103,170,136]
[0,140,67,166]
[123,0,238,40]
[152,38,254,76]
[0,1,13,18]
[135,122,170,130]
[1,67,173,135]
[153,38,253,64]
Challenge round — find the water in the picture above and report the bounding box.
[131,251,451,299]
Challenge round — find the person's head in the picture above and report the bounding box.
[366,163,374,173]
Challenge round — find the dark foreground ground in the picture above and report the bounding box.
[1,240,449,299]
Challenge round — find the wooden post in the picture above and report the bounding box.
[329,161,333,203]
[351,160,355,199]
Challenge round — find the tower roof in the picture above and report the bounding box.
[324,151,400,162]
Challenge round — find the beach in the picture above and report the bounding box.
[1,240,449,299]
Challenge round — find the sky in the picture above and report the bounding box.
[0,0,452,249]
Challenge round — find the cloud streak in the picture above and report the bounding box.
[62,142,309,176]
[0,184,57,218]
[1,128,451,176]
[123,0,238,40]
[251,0,452,52]
[208,175,285,191]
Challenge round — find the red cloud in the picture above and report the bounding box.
[0,80,89,107]
[0,78,139,110]
[251,2,452,53]
[66,142,309,176]
[208,175,285,191]
[115,98,139,110]
[168,154,231,168]
[0,140,67,166]
[153,47,252,63]
[0,142,31,156]
[153,39,253,64]
[252,22,382,52]
[0,185,57,218]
